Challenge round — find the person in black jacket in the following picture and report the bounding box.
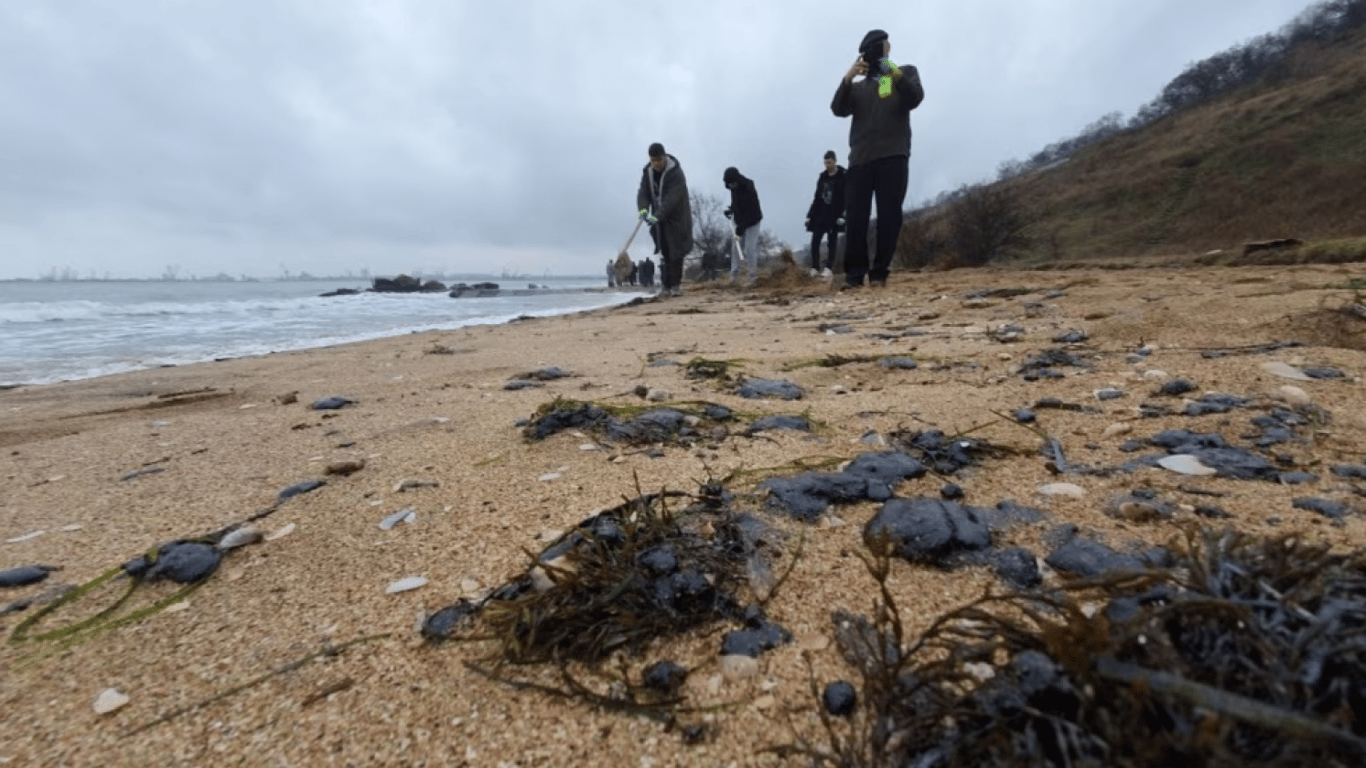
[722,166,762,284]
[637,143,695,297]
[805,150,846,278]
[831,29,924,289]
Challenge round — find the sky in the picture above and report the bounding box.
[0,0,1320,280]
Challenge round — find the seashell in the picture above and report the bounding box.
[217,526,263,551]
[385,576,428,594]
[1158,454,1217,476]
[719,654,759,681]
[1101,422,1133,439]
[5,530,45,544]
[1038,482,1086,498]
[93,688,130,715]
[264,523,295,541]
[378,509,417,531]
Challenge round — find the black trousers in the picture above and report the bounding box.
[810,229,837,271]
[657,228,682,289]
[843,155,909,285]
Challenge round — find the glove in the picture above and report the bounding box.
[647,213,657,225]
[836,217,845,227]
[638,208,650,222]
[877,59,899,98]
[723,208,733,220]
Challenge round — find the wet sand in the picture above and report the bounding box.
[3,262,1366,766]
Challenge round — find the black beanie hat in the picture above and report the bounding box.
[648,142,666,158]
[859,29,888,54]
[722,167,740,184]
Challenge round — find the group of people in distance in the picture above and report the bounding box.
[630,28,923,296]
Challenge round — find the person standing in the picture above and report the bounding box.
[640,256,655,288]
[637,143,694,297]
[606,259,615,287]
[722,167,762,284]
[805,150,846,278]
[831,29,924,289]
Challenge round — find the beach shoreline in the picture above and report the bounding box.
[3,263,1366,766]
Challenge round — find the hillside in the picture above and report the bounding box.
[909,15,1366,267]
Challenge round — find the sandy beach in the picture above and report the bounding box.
[4,261,1366,766]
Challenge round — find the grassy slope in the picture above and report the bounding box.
[1003,26,1366,264]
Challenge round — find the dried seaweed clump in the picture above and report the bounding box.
[521,396,737,445]
[431,484,774,666]
[791,527,1366,767]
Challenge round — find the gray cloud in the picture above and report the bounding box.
[0,0,1315,278]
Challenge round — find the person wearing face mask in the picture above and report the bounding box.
[831,29,924,290]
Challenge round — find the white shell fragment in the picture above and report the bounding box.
[1158,454,1218,476]
[378,509,417,531]
[719,654,759,681]
[386,576,428,594]
[5,530,45,544]
[263,523,296,541]
[1261,361,1312,381]
[93,688,131,715]
[216,526,263,551]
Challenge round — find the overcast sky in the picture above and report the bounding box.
[0,0,1317,280]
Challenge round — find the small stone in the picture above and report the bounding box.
[1261,361,1311,381]
[216,527,263,551]
[647,389,671,402]
[1142,370,1169,379]
[1038,482,1086,498]
[324,459,366,476]
[459,578,482,594]
[752,694,776,710]
[93,688,130,715]
[385,576,428,594]
[1158,454,1218,476]
[719,654,759,681]
[1278,385,1312,405]
[822,681,858,716]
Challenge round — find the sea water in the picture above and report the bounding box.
[0,276,637,386]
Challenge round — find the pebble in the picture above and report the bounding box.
[385,576,428,594]
[1261,361,1311,381]
[1158,454,1218,476]
[1142,369,1169,380]
[1277,385,1312,405]
[719,654,759,681]
[216,527,263,551]
[93,688,130,715]
[1038,482,1086,498]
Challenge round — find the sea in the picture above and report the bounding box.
[0,276,638,387]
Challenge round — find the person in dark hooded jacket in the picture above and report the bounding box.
[831,29,923,289]
[805,150,846,277]
[722,167,762,283]
[637,142,695,296]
